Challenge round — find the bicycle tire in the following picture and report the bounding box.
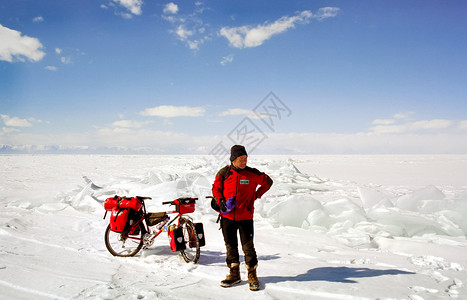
[179,219,200,263]
[104,223,144,257]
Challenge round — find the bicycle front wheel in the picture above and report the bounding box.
[104,223,144,257]
[179,219,200,263]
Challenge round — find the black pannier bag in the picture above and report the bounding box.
[194,223,206,247]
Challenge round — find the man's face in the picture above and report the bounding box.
[232,155,247,169]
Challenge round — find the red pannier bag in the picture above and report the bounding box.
[104,196,120,211]
[174,197,196,214]
[168,226,186,251]
[104,196,142,212]
[118,197,142,212]
[109,208,130,233]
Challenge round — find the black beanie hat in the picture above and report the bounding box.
[230,145,248,162]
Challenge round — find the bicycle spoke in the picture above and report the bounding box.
[105,224,144,257]
[179,219,200,263]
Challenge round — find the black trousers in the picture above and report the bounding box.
[221,217,258,268]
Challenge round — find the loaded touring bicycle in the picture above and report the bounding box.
[103,195,205,263]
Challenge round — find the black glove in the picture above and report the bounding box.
[220,197,236,214]
[219,198,227,213]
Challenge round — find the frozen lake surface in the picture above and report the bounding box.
[1,154,466,299]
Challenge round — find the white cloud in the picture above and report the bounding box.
[372,119,395,125]
[94,128,215,152]
[1,115,33,127]
[175,25,193,40]
[458,120,467,130]
[220,54,234,65]
[162,15,177,23]
[140,105,205,117]
[370,116,454,134]
[54,48,85,65]
[33,16,44,23]
[219,8,338,49]
[219,108,260,119]
[186,35,211,50]
[113,0,143,16]
[45,66,57,71]
[163,3,179,14]
[187,40,201,50]
[410,119,452,131]
[315,7,340,20]
[371,125,407,134]
[121,13,134,19]
[258,132,467,154]
[1,112,465,154]
[394,112,414,120]
[112,120,149,128]
[2,127,20,134]
[0,24,45,62]
[162,2,210,50]
[2,129,467,154]
[371,112,414,128]
[60,56,72,64]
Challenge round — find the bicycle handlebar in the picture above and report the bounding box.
[160,196,213,206]
[162,197,200,206]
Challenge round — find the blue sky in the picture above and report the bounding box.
[1,0,467,154]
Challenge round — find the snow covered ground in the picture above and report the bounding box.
[1,154,467,300]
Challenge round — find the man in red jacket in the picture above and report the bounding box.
[212,145,273,291]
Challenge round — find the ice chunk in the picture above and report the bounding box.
[358,186,395,209]
[267,195,322,228]
[306,208,330,229]
[368,207,458,237]
[396,185,445,211]
[438,210,467,236]
[147,171,163,185]
[323,198,366,220]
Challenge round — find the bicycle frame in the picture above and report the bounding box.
[120,198,189,243]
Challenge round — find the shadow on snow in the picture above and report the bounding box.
[262,267,416,284]
[197,250,281,266]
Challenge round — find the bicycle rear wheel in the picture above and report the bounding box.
[179,219,200,263]
[105,223,144,257]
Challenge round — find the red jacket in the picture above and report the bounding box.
[212,165,273,221]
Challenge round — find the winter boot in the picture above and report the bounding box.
[247,264,260,291]
[220,263,241,287]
